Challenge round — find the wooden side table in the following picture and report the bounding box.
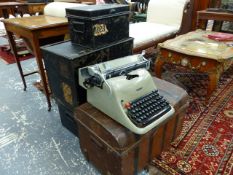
[2,15,69,111]
[154,30,233,100]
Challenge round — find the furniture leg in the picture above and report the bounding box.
[31,35,51,111]
[154,55,165,78]
[196,18,201,29]
[196,18,207,30]
[207,71,220,100]
[6,30,27,91]
[2,9,9,19]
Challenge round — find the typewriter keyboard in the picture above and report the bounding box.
[126,90,172,127]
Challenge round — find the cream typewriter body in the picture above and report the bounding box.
[79,55,175,134]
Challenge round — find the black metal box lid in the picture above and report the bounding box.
[41,38,133,60]
[66,4,130,18]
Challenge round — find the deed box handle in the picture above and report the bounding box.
[71,21,85,34]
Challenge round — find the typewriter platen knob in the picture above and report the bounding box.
[124,102,131,109]
[83,75,103,88]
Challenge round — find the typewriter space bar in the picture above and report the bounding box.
[142,106,172,126]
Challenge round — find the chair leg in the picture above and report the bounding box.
[154,56,165,78]
[206,71,220,102]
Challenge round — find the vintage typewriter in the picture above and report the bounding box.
[79,54,175,134]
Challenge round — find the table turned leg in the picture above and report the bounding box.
[6,30,27,91]
[154,55,165,78]
[2,9,9,19]
[31,35,51,111]
[207,71,220,101]
[196,18,207,30]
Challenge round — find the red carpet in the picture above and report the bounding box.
[0,36,33,64]
[152,65,233,175]
[0,47,33,64]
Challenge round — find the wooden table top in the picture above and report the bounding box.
[0,2,25,6]
[2,15,68,30]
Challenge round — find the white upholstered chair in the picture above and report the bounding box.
[130,0,192,53]
[44,2,87,17]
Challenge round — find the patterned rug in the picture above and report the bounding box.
[151,65,233,175]
[0,36,33,64]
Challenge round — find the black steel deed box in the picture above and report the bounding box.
[66,4,130,49]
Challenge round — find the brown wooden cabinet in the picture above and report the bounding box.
[26,3,45,15]
[0,2,27,18]
[0,1,46,18]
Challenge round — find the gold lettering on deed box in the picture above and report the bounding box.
[93,24,108,36]
[62,82,73,105]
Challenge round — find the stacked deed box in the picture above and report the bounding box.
[66,4,130,48]
[41,4,132,136]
